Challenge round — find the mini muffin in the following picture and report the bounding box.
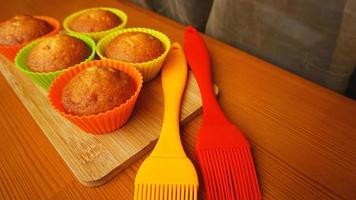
[48,60,142,134]
[61,66,136,116]
[0,15,52,46]
[105,32,165,63]
[26,34,91,72]
[69,10,121,33]
[97,28,171,82]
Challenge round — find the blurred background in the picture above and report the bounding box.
[129,0,356,99]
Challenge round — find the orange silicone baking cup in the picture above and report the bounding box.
[48,60,143,134]
[0,16,60,62]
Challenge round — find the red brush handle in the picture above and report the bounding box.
[184,26,229,125]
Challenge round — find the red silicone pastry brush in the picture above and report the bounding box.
[184,26,262,200]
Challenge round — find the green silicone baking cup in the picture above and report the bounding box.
[15,33,96,90]
[63,7,128,42]
[97,27,171,82]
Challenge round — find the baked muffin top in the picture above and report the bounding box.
[69,10,121,33]
[61,66,136,116]
[27,34,91,72]
[104,32,165,63]
[0,15,52,46]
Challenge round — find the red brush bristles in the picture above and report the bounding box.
[198,148,261,200]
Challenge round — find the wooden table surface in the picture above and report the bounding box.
[1,0,355,199]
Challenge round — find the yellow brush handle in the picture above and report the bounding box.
[151,42,188,157]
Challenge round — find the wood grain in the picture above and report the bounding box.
[0,54,218,186]
[0,0,355,199]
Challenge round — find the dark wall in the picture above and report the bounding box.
[128,0,356,97]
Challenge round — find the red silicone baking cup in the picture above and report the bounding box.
[0,16,60,62]
[48,60,143,134]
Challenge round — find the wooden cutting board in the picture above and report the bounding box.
[0,55,218,187]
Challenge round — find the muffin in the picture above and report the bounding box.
[0,15,52,46]
[48,60,142,134]
[61,66,136,116]
[105,32,165,63]
[69,9,121,33]
[26,34,91,72]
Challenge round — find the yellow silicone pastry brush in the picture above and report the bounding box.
[134,42,199,200]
